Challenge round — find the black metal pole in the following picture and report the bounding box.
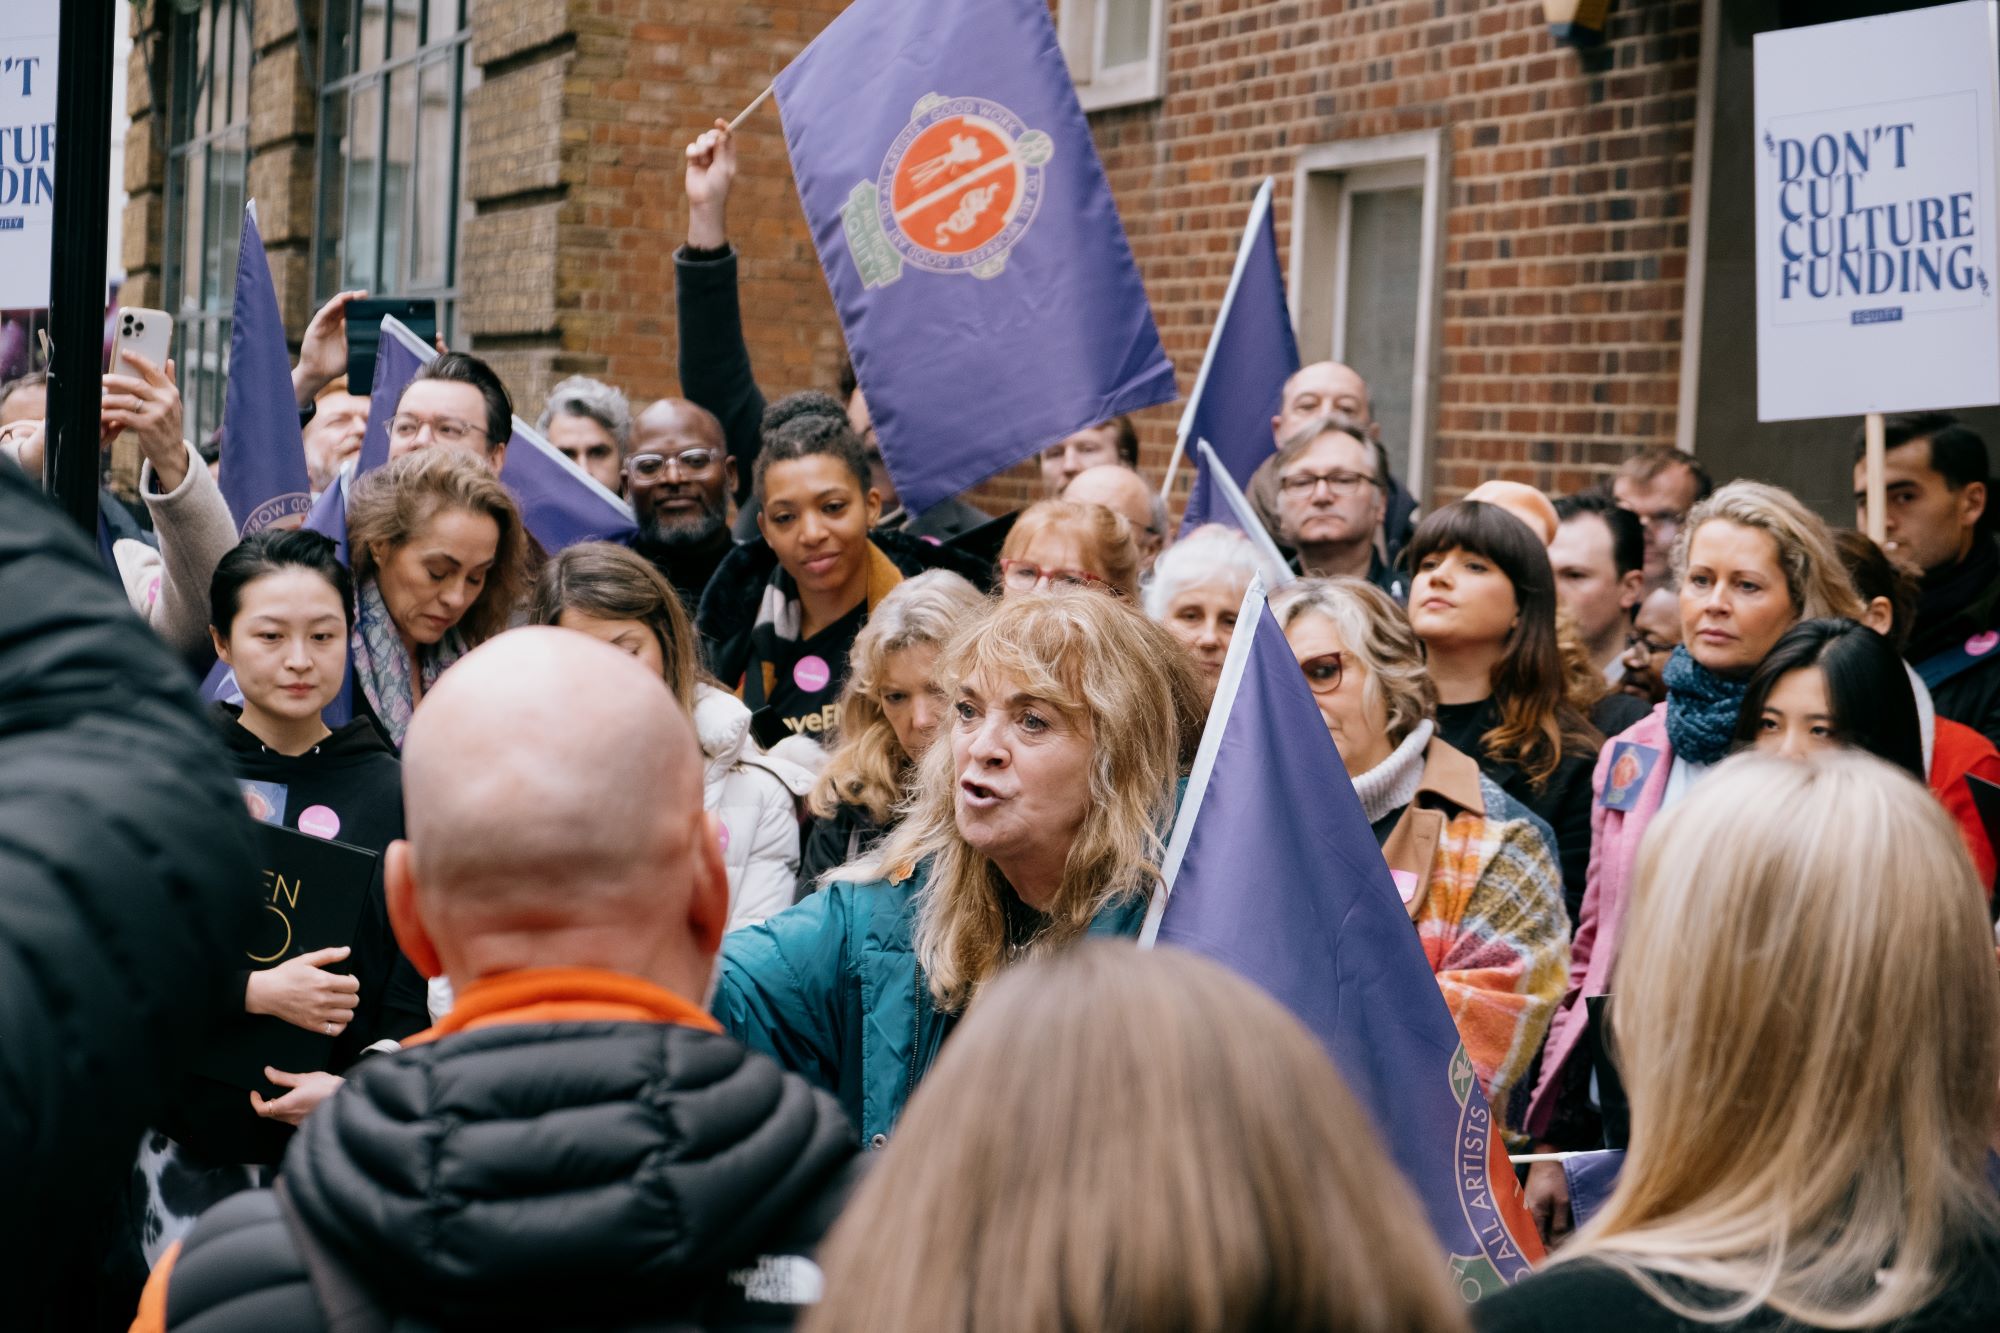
[44,0,118,536]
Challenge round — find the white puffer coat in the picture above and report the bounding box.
[694,684,815,932]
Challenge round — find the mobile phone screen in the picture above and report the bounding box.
[345,298,439,395]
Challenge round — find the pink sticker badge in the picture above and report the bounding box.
[297,805,342,840]
[1390,869,1421,904]
[793,655,832,693]
[716,823,731,853]
[1968,631,1999,658]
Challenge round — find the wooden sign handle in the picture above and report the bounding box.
[1864,412,1887,546]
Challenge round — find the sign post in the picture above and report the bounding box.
[1754,0,2000,538]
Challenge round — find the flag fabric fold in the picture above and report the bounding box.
[218,202,312,536]
[1144,584,1543,1297]
[1185,439,1292,583]
[772,0,1177,515]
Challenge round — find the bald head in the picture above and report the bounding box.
[388,627,727,999]
[633,397,723,451]
[1273,361,1374,447]
[1064,464,1164,568]
[1464,480,1559,545]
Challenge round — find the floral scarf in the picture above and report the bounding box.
[351,577,466,746]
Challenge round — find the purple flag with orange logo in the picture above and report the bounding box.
[772,0,1177,515]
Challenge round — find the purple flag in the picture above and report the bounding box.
[772,0,1177,515]
[354,316,433,475]
[1184,439,1291,582]
[1174,179,1298,535]
[218,203,312,535]
[1145,586,1543,1296]
[1561,1149,1626,1231]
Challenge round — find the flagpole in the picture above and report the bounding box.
[728,82,775,132]
[1159,177,1278,504]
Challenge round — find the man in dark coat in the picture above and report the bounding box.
[0,458,259,1327]
[137,628,860,1332]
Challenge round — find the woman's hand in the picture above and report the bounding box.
[249,1068,344,1126]
[685,118,736,251]
[1524,1158,1573,1247]
[292,289,369,406]
[101,351,187,492]
[245,946,359,1035]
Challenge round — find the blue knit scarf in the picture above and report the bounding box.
[1663,646,1748,766]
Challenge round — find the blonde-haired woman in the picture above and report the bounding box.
[345,448,531,746]
[997,498,1141,600]
[713,590,1206,1144]
[1528,481,1863,1158]
[800,569,986,894]
[1479,751,2000,1332]
[805,942,1471,1333]
[1273,577,1569,1137]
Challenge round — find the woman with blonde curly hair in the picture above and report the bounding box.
[1480,751,2000,1332]
[344,448,530,746]
[806,943,1471,1333]
[798,570,986,894]
[713,589,1206,1144]
[1272,577,1569,1140]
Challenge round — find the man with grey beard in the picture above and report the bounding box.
[627,397,739,614]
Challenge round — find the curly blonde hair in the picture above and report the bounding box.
[876,590,1205,1011]
[347,449,531,647]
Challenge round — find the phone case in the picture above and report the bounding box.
[112,307,175,374]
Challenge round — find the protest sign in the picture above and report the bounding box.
[0,9,57,310]
[1754,1,2000,421]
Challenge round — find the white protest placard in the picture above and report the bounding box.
[1754,1,2000,421]
[0,10,56,312]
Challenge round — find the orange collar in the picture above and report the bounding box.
[405,966,721,1047]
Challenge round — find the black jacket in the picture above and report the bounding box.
[156,711,430,1165]
[0,461,260,1317]
[160,1019,862,1331]
[696,526,992,691]
[1912,537,2000,749]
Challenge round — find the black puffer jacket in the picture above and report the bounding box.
[160,1019,863,1331]
[0,461,259,1317]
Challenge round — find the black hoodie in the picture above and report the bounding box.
[155,1019,863,1331]
[156,710,429,1166]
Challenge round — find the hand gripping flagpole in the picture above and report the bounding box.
[1158,177,1280,505]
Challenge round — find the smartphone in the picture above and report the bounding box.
[346,297,438,396]
[111,306,174,376]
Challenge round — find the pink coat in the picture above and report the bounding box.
[1525,704,1673,1138]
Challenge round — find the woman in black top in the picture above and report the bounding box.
[1406,501,1601,923]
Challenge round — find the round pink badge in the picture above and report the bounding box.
[717,823,731,853]
[298,805,342,840]
[1967,631,1999,658]
[793,655,831,693]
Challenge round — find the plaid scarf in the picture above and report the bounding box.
[351,577,466,746]
[743,542,904,709]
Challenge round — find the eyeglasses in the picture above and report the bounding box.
[1277,469,1377,498]
[625,448,720,481]
[1625,631,1675,658]
[1299,652,1344,694]
[1000,558,1110,592]
[390,414,487,446]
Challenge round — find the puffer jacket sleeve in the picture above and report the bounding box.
[1419,814,1570,1144]
[138,441,241,660]
[0,460,259,1271]
[726,765,804,932]
[712,887,853,1098]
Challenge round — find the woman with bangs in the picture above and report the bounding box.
[713,590,1207,1145]
[1405,500,1603,919]
[996,499,1141,601]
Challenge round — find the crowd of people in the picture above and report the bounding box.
[1,116,1998,1332]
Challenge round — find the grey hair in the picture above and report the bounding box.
[1143,524,1282,619]
[1269,577,1437,747]
[537,375,632,451]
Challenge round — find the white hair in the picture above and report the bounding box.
[537,375,632,451]
[1142,523,1283,619]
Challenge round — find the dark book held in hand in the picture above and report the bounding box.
[191,823,377,1098]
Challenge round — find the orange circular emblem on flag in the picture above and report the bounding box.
[888,116,1021,258]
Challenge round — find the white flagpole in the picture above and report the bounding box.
[1159,177,1278,504]
[1198,439,1293,586]
[1138,576,1269,948]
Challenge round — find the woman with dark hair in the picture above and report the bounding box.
[138,529,428,1267]
[1736,618,1926,778]
[1406,500,1602,919]
[697,391,985,745]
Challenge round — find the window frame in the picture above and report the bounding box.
[1059,0,1167,114]
[1290,132,1450,504]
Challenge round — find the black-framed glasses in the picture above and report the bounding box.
[1277,469,1377,498]
[625,447,720,481]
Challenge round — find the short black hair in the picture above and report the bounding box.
[209,528,354,636]
[1833,529,1919,656]
[1554,489,1644,579]
[1733,617,1925,780]
[836,351,858,405]
[406,351,512,450]
[754,391,873,501]
[1853,411,1991,493]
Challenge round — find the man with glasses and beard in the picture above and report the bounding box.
[625,397,738,614]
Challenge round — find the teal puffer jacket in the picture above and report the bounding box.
[713,870,1150,1146]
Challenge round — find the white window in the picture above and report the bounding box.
[1059,0,1166,113]
[1291,133,1448,502]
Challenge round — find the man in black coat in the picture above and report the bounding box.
[140,628,860,1332]
[0,459,259,1326]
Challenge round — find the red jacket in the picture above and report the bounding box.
[1932,717,2000,894]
